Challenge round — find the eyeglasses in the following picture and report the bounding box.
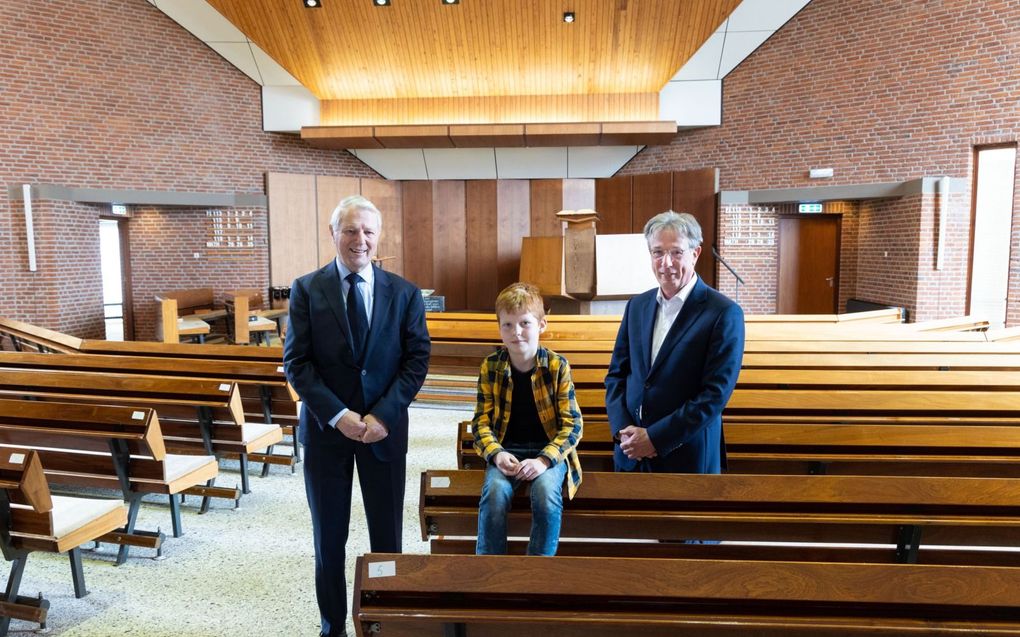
[650,248,689,261]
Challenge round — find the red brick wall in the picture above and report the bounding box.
[623,0,1019,321]
[0,0,376,337]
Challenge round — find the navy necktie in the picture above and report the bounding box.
[345,272,368,359]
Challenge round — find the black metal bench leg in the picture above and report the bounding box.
[239,453,251,495]
[895,525,923,564]
[0,556,28,635]
[443,622,467,637]
[115,497,142,565]
[199,478,214,515]
[169,493,184,538]
[68,548,88,598]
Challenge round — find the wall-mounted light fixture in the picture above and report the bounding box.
[563,11,575,23]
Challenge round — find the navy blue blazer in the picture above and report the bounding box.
[283,262,430,461]
[604,278,744,473]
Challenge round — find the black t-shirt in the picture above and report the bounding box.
[501,366,547,448]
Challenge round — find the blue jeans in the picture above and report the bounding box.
[476,446,568,556]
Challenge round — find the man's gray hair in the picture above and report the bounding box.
[643,211,703,250]
[329,195,382,231]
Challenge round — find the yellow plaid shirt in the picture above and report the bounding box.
[471,346,583,498]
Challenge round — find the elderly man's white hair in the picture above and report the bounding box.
[329,195,382,231]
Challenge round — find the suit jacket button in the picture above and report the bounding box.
[361,370,367,376]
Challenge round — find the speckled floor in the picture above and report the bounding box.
[7,405,472,637]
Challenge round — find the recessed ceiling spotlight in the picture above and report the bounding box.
[304,0,321,7]
[563,11,575,23]
[442,0,459,4]
[374,0,390,5]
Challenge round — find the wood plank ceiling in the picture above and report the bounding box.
[206,0,741,147]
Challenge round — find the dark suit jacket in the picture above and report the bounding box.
[283,262,430,461]
[604,278,744,473]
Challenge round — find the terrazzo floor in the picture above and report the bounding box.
[7,404,472,637]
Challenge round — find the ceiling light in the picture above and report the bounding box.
[374,0,390,5]
[442,0,459,4]
[563,11,575,23]
[304,0,321,6]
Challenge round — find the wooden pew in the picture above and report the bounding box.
[458,419,1020,478]
[154,288,227,344]
[0,398,218,559]
[354,553,1020,637]
[0,449,127,635]
[0,368,281,508]
[224,289,283,346]
[0,317,82,354]
[79,338,283,362]
[420,470,1020,564]
[0,351,301,474]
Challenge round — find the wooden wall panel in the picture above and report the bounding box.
[529,180,564,238]
[315,176,361,268]
[432,181,467,310]
[497,180,531,294]
[401,181,434,291]
[594,176,632,235]
[631,172,673,233]
[267,172,318,287]
[673,168,719,287]
[562,179,596,212]
[360,178,403,276]
[465,180,499,311]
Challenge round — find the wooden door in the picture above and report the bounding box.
[777,215,840,314]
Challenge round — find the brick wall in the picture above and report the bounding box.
[623,0,1019,321]
[0,0,377,338]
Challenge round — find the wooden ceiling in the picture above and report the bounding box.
[206,0,740,101]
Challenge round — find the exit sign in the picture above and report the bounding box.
[798,203,823,213]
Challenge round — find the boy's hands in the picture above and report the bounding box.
[494,451,520,476]
[515,456,550,481]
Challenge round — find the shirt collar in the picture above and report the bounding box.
[335,257,374,288]
[657,274,698,308]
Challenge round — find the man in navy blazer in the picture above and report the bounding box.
[283,195,430,637]
[605,211,744,474]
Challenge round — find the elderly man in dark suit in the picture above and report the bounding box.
[605,211,744,474]
[283,195,430,637]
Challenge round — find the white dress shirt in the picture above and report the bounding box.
[650,274,698,365]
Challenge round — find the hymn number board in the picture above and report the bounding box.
[206,209,258,260]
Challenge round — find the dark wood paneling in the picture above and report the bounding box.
[433,181,467,310]
[631,172,673,234]
[465,181,499,311]
[361,178,403,276]
[594,176,632,235]
[562,179,596,212]
[497,180,531,294]
[673,168,719,287]
[401,181,434,290]
[529,180,563,237]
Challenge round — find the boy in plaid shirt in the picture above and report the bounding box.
[472,283,583,556]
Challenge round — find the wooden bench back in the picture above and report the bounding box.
[421,469,1020,551]
[0,317,82,354]
[354,553,1020,636]
[80,338,283,362]
[0,449,52,514]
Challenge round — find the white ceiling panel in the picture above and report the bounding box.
[263,86,320,133]
[670,30,727,81]
[495,148,568,179]
[423,148,497,180]
[252,45,301,86]
[206,42,261,84]
[718,30,775,77]
[351,149,429,180]
[154,0,246,43]
[660,80,722,127]
[726,0,812,32]
[568,146,643,178]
